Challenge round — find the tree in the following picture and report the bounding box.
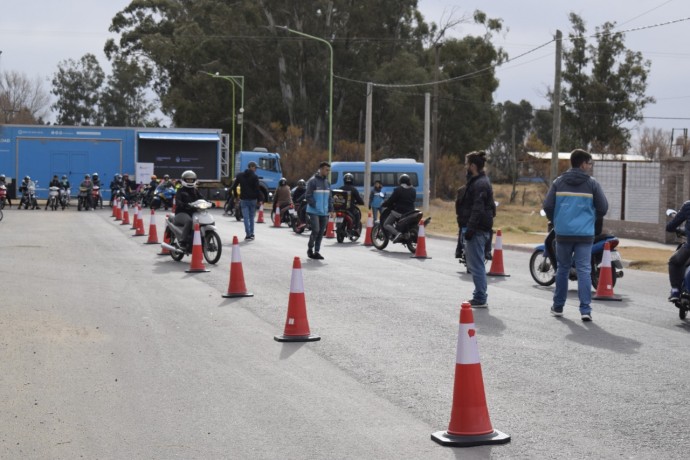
[561,13,654,152]
[100,56,159,127]
[51,54,105,126]
[637,126,669,160]
[0,70,50,124]
[490,100,534,183]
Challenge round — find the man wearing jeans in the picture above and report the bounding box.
[457,151,496,308]
[543,149,608,322]
[305,162,334,260]
[231,161,261,240]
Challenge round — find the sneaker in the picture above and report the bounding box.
[550,306,563,317]
[307,249,315,259]
[247,234,255,240]
[245,234,252,240]
[312,252,324,260]
[581,313,592,322]
[468,299,488,308]
[668,289,680,302]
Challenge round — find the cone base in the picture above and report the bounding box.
[593,293,622,301]
[411,255,432,259]
[431,429,511,447]
[222,292,254,298]
[274,334,321,342]
[132,234,146,237]
[487,273,510,277]
[144,241,160,245]
[185,268,210,273]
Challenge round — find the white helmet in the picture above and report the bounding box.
[181,170,197,188]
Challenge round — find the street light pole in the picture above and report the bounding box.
[277,26,333,168]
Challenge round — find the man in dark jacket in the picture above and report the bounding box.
[174,170,204,248]
[231,161,261,240]
[457,151,495,308]
[543,149,608,321]
[665,201,690,301]
[382,174,416,243]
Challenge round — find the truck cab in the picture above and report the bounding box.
[234,148,282,195]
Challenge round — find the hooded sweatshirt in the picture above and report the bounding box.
[543,168,608,243]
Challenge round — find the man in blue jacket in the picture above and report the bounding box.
[305,162,334,260]
[543,149,608,322]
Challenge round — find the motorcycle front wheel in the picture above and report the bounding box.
[371,224,388,250]
[202,230,222,265]
[529,249,556,286]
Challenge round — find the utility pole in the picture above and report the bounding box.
[431,43,441,200]
[550,30,563,183]
[424,93,431,212]
[364,83,373,207]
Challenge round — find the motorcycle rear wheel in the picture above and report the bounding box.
[405,230,418,254]
[591,259,617,289]
[371,224,388,250]
[529,249,556,286]
[166,230,185,262]
[202,230,222,265]
[336,226,346,243]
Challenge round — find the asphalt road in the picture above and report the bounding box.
[1,206,688,459]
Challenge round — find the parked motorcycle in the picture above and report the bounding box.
[20,180,38,210]
[92,185,103,209]
[150,184,176,211]
[162,200,222,265]
[46,186,60,211]
[77,186,91,211]
[60,187,71,209]
[371,206,431,254]
[0,184,7,210]
[529,211,624,288]
[666,208,690,320]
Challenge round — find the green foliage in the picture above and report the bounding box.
[100,56,159,127]
[51,54,105,126]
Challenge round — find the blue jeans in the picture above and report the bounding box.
[371,206,381,223]
[554,240,592,314]
[240,199,257,236]
[308,213,329,253]
[466,230,490,304]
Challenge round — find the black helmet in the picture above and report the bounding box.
[297,179,306,187]
[279,177,287,186]
[344,173,354,184]
[398,174,411,185]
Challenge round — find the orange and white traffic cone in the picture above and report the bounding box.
[114,198,122,221]
[120,201,130,225]
[411,219,431,259]
[256,203,265,223]
[144,209,159,244]
[185,222,210,273]
[274,257,320,342]
[363,211,373,246]
[325,215,336,239]
[487,229,510,277]
[158,216,171,255]
[593,242,622,301]
[223,236,254,298]
[431,301,511,447]
[273,206,281,227]
[130,204,139,229]
[133,205,146,237]
[111,198,118,218]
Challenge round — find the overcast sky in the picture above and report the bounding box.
[1,0,689,142]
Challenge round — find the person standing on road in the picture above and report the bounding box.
[231,161,261,240]
[457,151,495,308]
[305,162,334,260]
[543,149,608,322]
[369,180,385,222]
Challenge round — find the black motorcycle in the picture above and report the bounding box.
[666,208,690,320]
[292,199,312,234]
[371,206,430,254]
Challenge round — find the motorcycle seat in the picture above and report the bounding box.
[594,233,616,243]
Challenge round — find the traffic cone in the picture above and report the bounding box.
[593,242,622,301]
[363,211,373,246]
[487,229,510,277]
[411,219,431,259]
[185,222,210,273]
[431,301,511,447]
[114,198,122,221]
[131,204,140,230]
[145,209,159,244]
[215,200,221,208]
[325,215,336,239]
[273,205,282,227]
[111,198,118,217]
[256,203,265,223]
[133,205,147,237]
[222,236,254,298]
[274,257,320,342]
[120,201,130,225]
[158,216,171,255]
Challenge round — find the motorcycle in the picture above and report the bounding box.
[162,199,222,265]
[60,187,71,209]
[529,211,624,289]
[270,203,298,228]
[666,209,690,320]
[371,206,431,254]
[46,186,60,211]
[292,198,312,234]
[150,184,176,211]
[20,181,38,210]
[0,184,7,210]
[110,187,125,207]
[77,186,92,211]
[92,185,103,209]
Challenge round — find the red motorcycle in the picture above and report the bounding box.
[91,185,103,209]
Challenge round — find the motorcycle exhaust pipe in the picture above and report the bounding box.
[160,242,184,254]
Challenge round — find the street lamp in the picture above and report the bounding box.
[199,71,245,178]
[277,26,333,169]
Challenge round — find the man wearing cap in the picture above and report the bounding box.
[231,161,261,240]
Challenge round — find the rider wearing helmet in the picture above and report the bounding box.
[174,170,204,248]
[92,172,101,187]
[272,177,293,215]
[0,174,12,208]
[291,179,307,203]
[80,174,94,209]
[109,174,123,205]
[382,174,416,243]
[341,173,365,219]
[45,175,61,210]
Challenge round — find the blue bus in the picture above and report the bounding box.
[330,159,424,203]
